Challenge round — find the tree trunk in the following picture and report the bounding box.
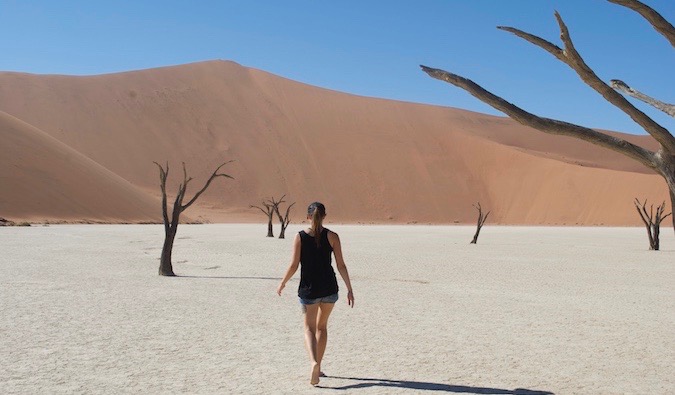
[657,162,675,236]
[641,220,655,250]
[668,176,675,236]
[275,201,294,240]
[267,219,274,237]
[159,227,177,276]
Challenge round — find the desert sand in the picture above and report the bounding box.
[0,111,159,223]
[0,60,669,225]
[2,224,673,394]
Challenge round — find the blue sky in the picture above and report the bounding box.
[1,0,673,135]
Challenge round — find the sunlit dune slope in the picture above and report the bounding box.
[0,60,668,224]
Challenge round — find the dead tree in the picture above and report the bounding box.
[251,200,276,237]
[155,161,233,276]
[251,195,286,237]
[634,198,672,250]
[275,201,296,239]
[470,202,490,244]
[421,0,675,235]
[267,195,286,237]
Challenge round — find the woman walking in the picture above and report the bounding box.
[277,202,354,386]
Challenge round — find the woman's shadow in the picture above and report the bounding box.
[318,376,554,394]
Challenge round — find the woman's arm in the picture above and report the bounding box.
[277,233,301,296]
[328,231,354,308]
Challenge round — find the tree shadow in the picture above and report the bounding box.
[319,376,554,394]
[176,275,281,280]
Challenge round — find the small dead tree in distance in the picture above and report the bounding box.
[267,195,287,238]
[421,0,675,235]
[251,195,287,238]
[251,200,276,237]
[275,201,296,239]
[155,161,233,276]
[634,198,671,250]
[470,202,490,244]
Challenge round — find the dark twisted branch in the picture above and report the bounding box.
[283,202,295,223]
[608,0,675,48]
[154,160,234,228]
[154,161,170,234]
[250,203,273,215]
[274,199,293,224]
[183,161,234,211]
[420,66,657,170]
[275,201,296,239]
[269,195,286,212]
[496,11,675,153]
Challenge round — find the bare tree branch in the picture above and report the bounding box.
[154,161,170,233]
[655,200,672,223]
[250,204,272,215]
[480,211,490,227]
[420,65,658,169]
[497,12,675,153]
[496,26,564,60]
[182,162,188,189]
[608,0,675,48]
[634,198,651,225]
[610,79,675,117]
[268,195,287,208]
[274,201,293,223]
[284,202,295,220]
[172,186,183,223]
[275,201,296,239]
[182,161,235,211]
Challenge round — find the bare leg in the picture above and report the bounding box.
[303,304,321,385]
[315,302,335,376]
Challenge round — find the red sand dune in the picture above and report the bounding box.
[0,111,158,223]
[0,60,669,225]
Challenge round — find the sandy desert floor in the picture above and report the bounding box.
[1,224,673,394]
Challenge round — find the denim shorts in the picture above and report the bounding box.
[299,292,339,305]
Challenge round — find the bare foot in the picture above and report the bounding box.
[310,363,320,386]
[319,371,326,377]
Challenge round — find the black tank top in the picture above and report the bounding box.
[298,228,339,299]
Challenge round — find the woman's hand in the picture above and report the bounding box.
[347,290,354,308]
[276,282,285,296]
